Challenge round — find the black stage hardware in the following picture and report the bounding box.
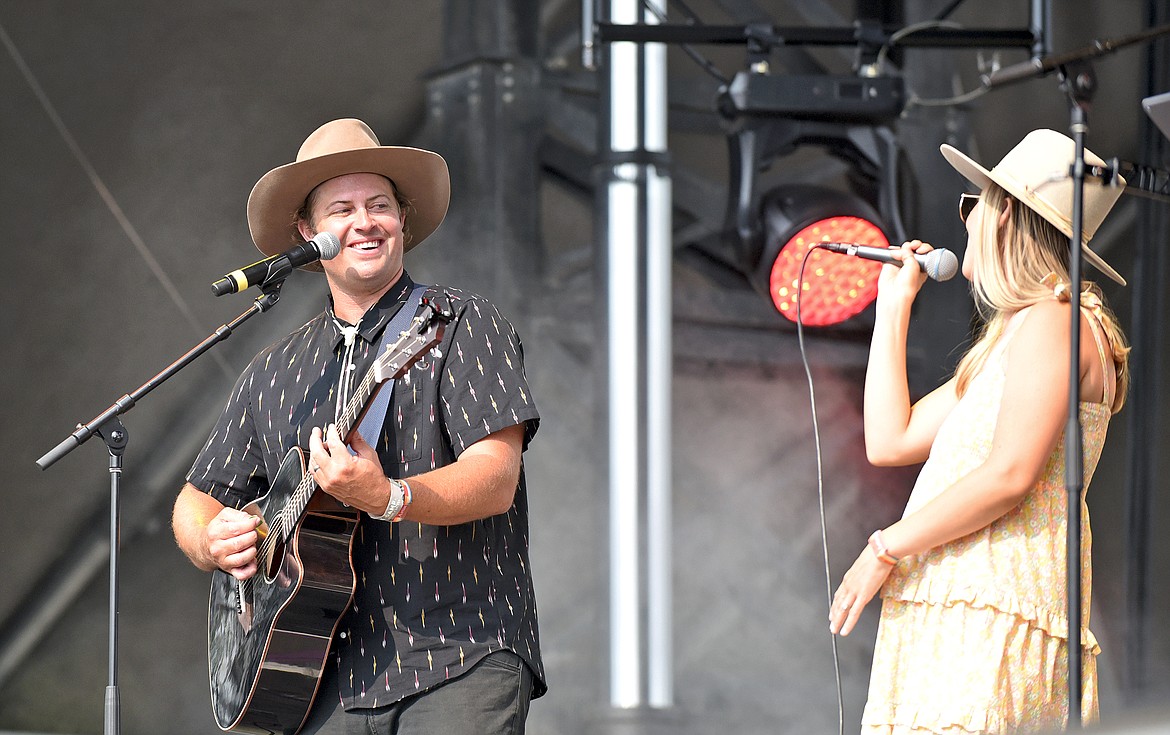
[594,23,1036,50]
[592,18,1040,264]
[721,72,905,124]
[984,22,1170,88]
[1092,159,1170,204]
[36,279,290,735]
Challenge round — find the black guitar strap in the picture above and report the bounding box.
[354,283,428,447]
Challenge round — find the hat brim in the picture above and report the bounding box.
[940,143,1125,286]
[247,146,450,270]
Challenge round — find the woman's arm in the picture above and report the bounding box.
[863,241,958,466]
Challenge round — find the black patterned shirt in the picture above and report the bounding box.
[186,272,545,708]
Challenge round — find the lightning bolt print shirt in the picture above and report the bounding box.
[187,273,545,709]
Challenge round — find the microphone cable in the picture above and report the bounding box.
[794,247,847,735]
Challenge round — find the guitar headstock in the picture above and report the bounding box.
[371,299,452,384]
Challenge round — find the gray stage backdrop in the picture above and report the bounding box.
[1,1,1168,733]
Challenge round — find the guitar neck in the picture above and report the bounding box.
[336,368,380,444]
[284,370,381,525]
[279,305,448,534]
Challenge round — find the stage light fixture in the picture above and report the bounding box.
[755,184,890,327]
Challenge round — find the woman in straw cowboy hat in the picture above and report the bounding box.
[828,129,1130,734]
[173,119,545,734]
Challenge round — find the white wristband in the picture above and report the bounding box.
[369,477,406,521]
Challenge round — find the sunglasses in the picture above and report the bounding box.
[959,192,979,223]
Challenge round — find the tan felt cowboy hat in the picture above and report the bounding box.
[247,118,450,270]
[940,128,1126,286]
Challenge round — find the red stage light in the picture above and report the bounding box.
[768,215,888,326]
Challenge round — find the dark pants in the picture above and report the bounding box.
[300,651,533,735]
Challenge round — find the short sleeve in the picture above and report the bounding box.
[437,296,539,455]
[185,356,271,509]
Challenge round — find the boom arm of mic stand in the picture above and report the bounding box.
[35,284,284,471]
[984,23,1170,88]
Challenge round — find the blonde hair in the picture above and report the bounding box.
[954,184,1130,412]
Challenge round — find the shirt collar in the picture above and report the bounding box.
[326,272,416,350]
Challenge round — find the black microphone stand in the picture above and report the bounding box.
[35,277,287,735]
[1059,58,1093,729]
[985,24,1170,728]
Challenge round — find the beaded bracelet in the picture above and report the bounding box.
[392,479,413,523]
[868,529,899,565]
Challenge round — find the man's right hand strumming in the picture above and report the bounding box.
[173,484,261,580]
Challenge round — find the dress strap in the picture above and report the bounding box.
[1040,272,1114,409]
[1080,304,1114,410]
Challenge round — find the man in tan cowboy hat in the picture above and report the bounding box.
[172,118,545,734]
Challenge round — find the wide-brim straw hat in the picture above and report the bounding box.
[247,118,450,271]
[940,128,1126,286]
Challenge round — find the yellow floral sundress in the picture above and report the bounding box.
[862,305,1115,735]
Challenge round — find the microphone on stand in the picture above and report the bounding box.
[817,242,960,282]
[211,232,342,296]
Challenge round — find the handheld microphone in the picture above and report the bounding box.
[818,242,959,282]
[211,232,342,296]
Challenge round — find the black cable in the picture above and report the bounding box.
[795,248,847,735]
[665,0,702,23]
[932,0,968,22]
[875,20,991,110]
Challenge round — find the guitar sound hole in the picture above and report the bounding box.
[265,536,287,583]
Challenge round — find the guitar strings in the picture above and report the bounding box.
[240,316,431,597]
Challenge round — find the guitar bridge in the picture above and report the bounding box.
[234,579,254,633]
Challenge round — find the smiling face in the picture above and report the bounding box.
[297,172,407,316]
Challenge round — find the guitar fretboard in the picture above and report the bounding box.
[272,320,436,545]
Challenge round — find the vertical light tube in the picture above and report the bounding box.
[582,0,597,69]
[605,0,672,711]
[642,0,672,710]
[607,0,643,708]
[607,169,641,709]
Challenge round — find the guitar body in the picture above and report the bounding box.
[208,446,360,734]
